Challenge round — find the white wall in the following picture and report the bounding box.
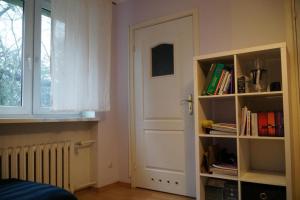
[111,0,286,183]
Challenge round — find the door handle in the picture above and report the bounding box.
[181,99,193,103]
[180,94,193,115]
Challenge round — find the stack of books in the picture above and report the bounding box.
[202,63,235,95]
[209,163,238,176]
[209,123,237,136]
[240,106,284,137]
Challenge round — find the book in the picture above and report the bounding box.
[218,71,229,95]
[202,64,216,95]
[240,106,248,136]
[275,111,284,137]
[206,63,225,95]
[209,130,236,135]
[222,73,232,94]
[214,70,226,95]
[211,123,237,133]
[209,165,238,176]
[229,68,235,94]
[212,163,237,170]
[246,111,251,136]
[258,112,268,136]
[210,168,238,176]
[267,112,276,136]
[251,113,258,136]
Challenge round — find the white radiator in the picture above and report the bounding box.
[0,141,73,191]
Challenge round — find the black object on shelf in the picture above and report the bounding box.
[270,82,281,91]
[238,76,246,93]
[205,179,238,200]
[242,182,286,200]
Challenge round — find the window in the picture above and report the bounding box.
[0,0,110,116]
[0,0,76,116]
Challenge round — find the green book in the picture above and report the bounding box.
[202,64,216,95]
[206,63,225,95]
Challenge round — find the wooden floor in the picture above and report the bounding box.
[75,183,195,200]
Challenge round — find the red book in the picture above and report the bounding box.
[267,112,275,136]
[258,112,268,136]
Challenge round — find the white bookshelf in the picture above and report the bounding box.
[193,43,292,200]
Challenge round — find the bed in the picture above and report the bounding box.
[0,179,77,200]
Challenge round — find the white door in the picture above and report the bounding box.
[133,15,195,197]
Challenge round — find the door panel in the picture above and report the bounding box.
[134,15,195,196]
[144,130,185,172]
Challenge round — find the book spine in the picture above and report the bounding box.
[206,64,225,95]
[214,70,226,95]
[275,111,284,137]
[251,113,258,136]
[240,106,248,136]
[258,112,268,136]
[218,71,229,95]
[267,112,276,136]
[246,110,251,136]
[202,64,216,95]
[222,73,232,94]
[230,68,234,94]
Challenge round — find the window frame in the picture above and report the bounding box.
[0,0,83,118]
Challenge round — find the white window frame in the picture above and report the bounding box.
[0,0,86,119]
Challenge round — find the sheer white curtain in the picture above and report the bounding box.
[51,0,111,112]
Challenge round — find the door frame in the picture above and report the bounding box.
[128,9,200,188]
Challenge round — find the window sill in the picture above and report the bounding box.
[0,117,99,124]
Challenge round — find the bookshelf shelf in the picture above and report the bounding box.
[200,173,238,181]
[199,134,237,139]
[193,43,292,200]
[198,94,235,99]
[240,170,286,186]
[238,136,285,140]
[237,91,283,97]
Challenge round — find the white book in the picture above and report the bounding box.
[211,123,236,133]
[210,130,236,135]
[222,74,232,94]
[218,71,229,95]
[251,113,258,136]
[246,110,251,136]
[240,106,248,136]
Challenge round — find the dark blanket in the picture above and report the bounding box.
[0,179,77,200]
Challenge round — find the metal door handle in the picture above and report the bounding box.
[181,99,193,103]
[180,94,193,115]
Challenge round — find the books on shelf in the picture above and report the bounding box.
[209,163,238,176]
[202,63,234,95]
[211,123,236,133]
[209,130,234,135]
[209,123,237,136]
[239,106,284,137]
